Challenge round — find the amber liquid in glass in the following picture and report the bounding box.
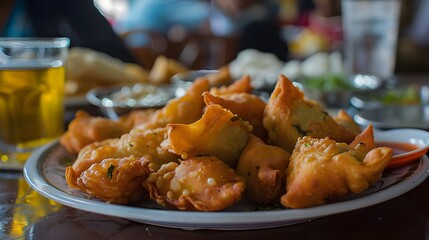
[0,64,65,162]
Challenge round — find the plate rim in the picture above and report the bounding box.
[24,136,429,230]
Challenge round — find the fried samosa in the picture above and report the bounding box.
[60,111,129,155]
[71,156,151,204]
[66,127,179,191]
[281,125,393,209]
[334,109,362,135]
[166,104,252,168]
[263,75,357,153]
[138,77,209,130]
[235,134,291,204]
[210,75,253,95]
[203,91,267,139]
[143,156,245,211]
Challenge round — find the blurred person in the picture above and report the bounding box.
[0,0,137,63]
[211,0,289,61]
[114,0,210,47]
[112,0,212,69]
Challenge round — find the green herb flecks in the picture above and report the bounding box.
[292,123,311,136]
[107,164,115,179]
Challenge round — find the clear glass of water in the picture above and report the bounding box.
[341,0,401,90]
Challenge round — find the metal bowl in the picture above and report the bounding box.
[293,80,354,108]
[171,70,219,97]
[86,83,176,119]
[350,85,422,110]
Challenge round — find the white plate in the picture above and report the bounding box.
[24,133,429,230]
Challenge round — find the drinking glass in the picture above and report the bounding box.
[341,0,401,90]
[0,38,70,168]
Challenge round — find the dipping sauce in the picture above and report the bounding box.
[376,141,425,170]
[376,141,419,155]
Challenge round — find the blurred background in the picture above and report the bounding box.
[3,0,428,72]
[90,0,429,73]
[2,0,429,102]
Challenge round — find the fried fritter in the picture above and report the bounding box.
[66,127,179,190]
[210,75,253,95]
[119,108,158,129]
[72,156,151,204]
[138,78,209,130]
[203,91,268,140]
[65,138,122,188]
[263,75,357,153]
[166,104,252,168]
[281,125,393,208]
[235,134,291,204]
[334,109,362,135]
[60,111,129,155]
[143,156,245,211]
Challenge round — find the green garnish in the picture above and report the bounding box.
[292,123,311,136]
[107,164,115,179]
[377,85,420,105]
[302,74,352,91]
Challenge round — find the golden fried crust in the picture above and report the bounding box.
[203,91,268,140]
[143,156,245,211]
[349,124,375,151]
[263,75,357,153]
[74,156,151,204]
[210,75,253,96]
[235,135,291,204]
[206,65,231,87]
[60,111,129,155]
[334,109,362,135]
[66,127,179,190]
[119,108,158,129]
[166,104,252,168]
[119,127,179,171]
[281,134,393,209]
[139,78,209,130]
[66,138,121,187]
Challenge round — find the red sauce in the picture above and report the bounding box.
[376,141,419,155]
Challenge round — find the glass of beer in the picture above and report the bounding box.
[0,38,70,168]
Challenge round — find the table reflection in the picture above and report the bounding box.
[1,166,429,240]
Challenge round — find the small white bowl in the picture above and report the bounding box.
[374,128,429,169]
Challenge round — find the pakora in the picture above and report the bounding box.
[235,134,291,204]
[144,156,245,211]
[281,125,393,208]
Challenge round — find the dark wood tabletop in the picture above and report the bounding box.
[1,168,428,240]
[1,74,428,240]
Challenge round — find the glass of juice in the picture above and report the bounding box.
[0,38,70,168]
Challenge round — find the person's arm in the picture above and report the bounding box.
[25,0,138,63]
